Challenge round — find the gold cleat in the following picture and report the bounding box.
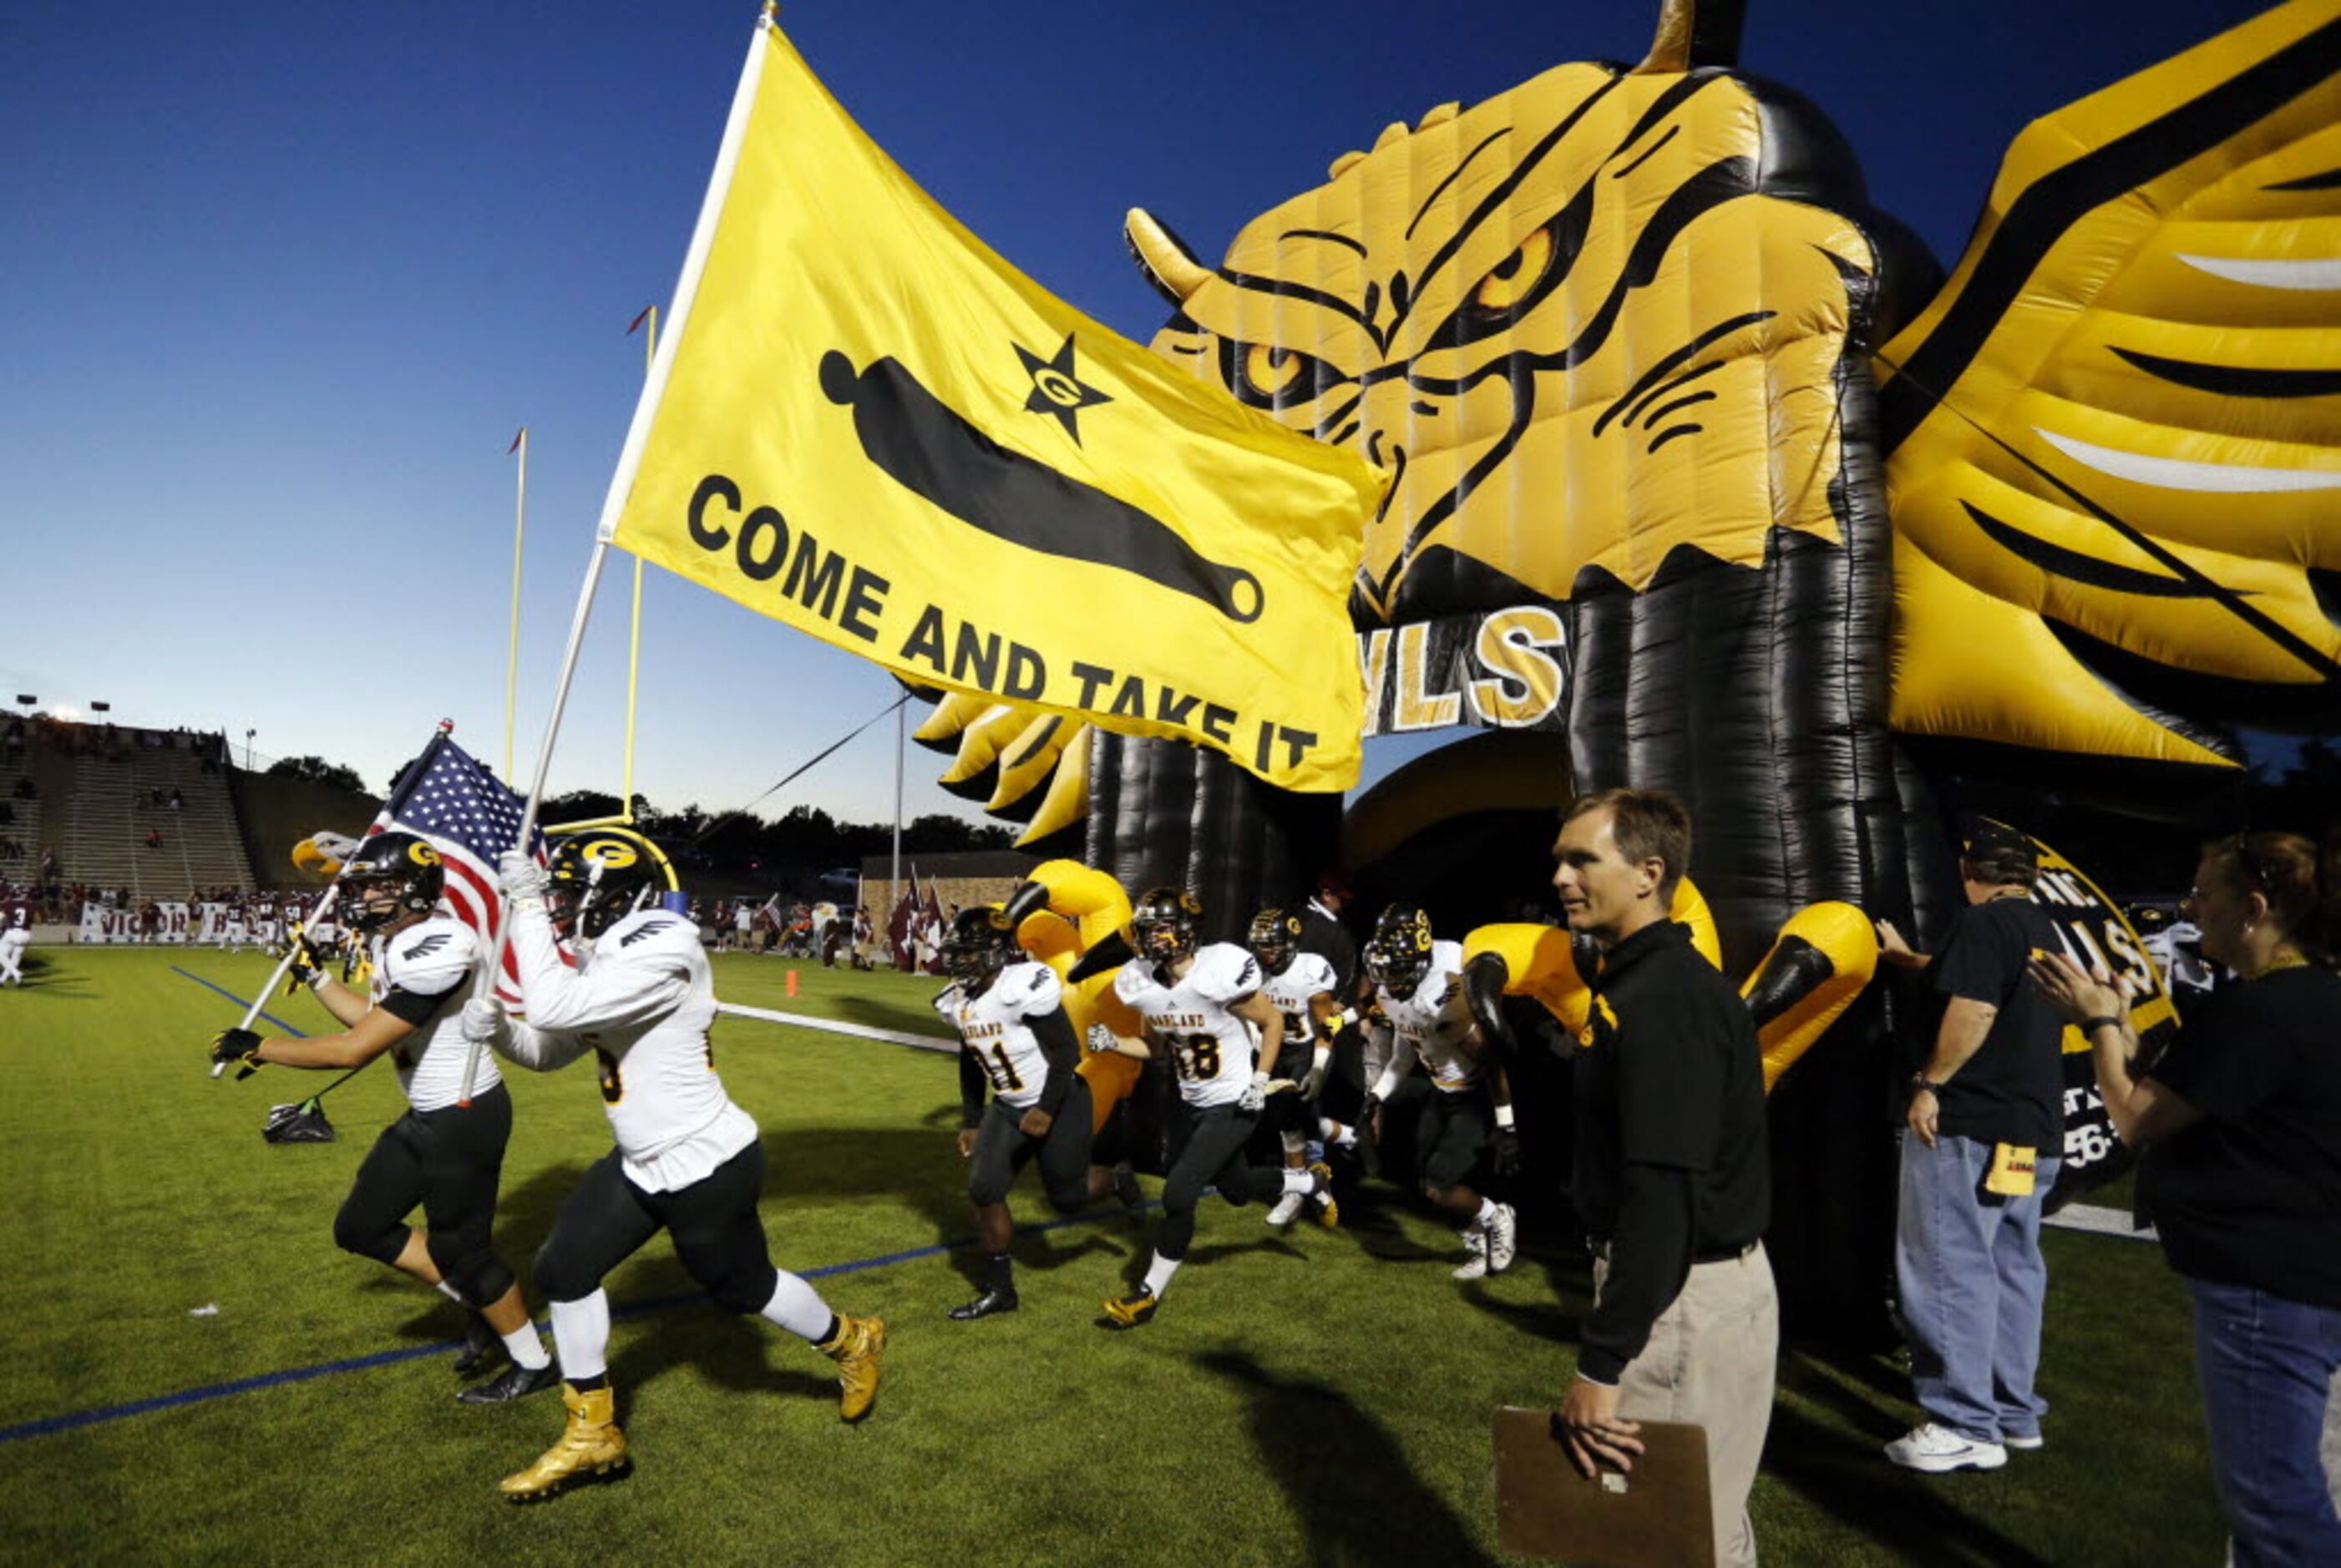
[1308,1162,1340,1229]
[499,1383,628,1502]
[1102,1288,1158,1328]
[818,1313,886,1421]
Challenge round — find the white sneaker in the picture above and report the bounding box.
[1452,1227,1490,1281]
[1264,1191,1305,1227]
[1884,1423,2007,1473]
[2002,1432,2044,1452]
[1485,1203,1518,1273]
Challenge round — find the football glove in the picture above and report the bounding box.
[1239,1071,1269,1114]
[280,926,328,994]
[459,998,503,1045]
[210,1027,262,1070]
[1085,1023,1119,1055]
[1492,1124,1523,1179]
[497,848,548,900]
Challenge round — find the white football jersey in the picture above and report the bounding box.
[941,960,1065,1110]
[508,903,754,1192]
[1378,939,1479,1093]
[1259,951,1338,1048]
[1115,941,1262,1108]
[369,916,498,1113]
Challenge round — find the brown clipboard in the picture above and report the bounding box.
[1492,1407,1714,1566]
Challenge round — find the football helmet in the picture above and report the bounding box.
[545,834,661,940]
[940,904,1018,984]
[1363,903,1436,999]
[1246,908,1303,974]
[340,832,443,933]
[1131,886,1202,964]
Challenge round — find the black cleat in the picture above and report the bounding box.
[457,1360,563,1405]
[947,1287,1021,1322]
[454,1309,505,1378]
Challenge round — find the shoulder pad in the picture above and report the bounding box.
[1292,952,1337,995]
[606,910,694,956]
[1189,943,1261,1004]
[386,918,476,996]
[1112,961,1157,1006]
[998,960,1062,1014]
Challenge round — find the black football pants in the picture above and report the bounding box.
[531,1139,779,1315]
[968,1078,1095,1213]
[1156,1101,1284,1261]
[332,1082,518,1309]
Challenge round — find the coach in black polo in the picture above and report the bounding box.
[1553,787,1773,1568]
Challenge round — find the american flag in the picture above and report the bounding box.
[372,730,544,1003]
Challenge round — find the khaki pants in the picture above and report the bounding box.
[1594,1242,1778,1567]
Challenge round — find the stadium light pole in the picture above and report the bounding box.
[244,729,256,771]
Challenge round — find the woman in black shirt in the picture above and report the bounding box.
[2034,829,2341,1567]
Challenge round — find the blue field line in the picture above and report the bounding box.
[0,1199,1158,1448]
[170,967,309,1037]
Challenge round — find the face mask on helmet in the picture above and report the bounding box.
[1246,908,1300,974]
[341,834,443,933]
[1366,905,1435,998]
[1132,887,1200,963]
[942,907,1014,984]
[545,837,656,940]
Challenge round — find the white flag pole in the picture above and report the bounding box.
[459,16,772,1103]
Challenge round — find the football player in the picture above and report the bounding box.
[0,901,29,985]
[205,833,556,1403]
[1097,888,1331,1328]
[1359,904,1521,1281]
[477,837,885,1502]
[935,906,1141,1320]
[1247,908,1343,1229]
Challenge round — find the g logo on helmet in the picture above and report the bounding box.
[583,839,639,870]
[406,842,441,870]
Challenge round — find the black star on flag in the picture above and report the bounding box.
[1015,333,1112,444]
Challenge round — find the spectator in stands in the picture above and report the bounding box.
[168,787,183,812]
[0,801,14,827]
[144,827,165,852]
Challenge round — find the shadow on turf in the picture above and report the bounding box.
[608,1305,831,1406]
[833,994,952,1038]
[1198,1349,1499,1567]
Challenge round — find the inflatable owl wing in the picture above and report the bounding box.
[1878,0,2341,775]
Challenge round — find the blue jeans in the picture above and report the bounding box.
[1896,1133,2060,1442]
[2186,1276,2341,1566]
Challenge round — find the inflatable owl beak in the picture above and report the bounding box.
[1125,208,1214,309]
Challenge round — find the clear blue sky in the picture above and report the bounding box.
[0,1,2273,823]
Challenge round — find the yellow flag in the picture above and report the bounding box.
[598,21,1381,792]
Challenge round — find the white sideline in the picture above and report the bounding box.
[713,999,956,1054]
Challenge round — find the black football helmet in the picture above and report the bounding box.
[1247,908,1303,974]
[1131,886,1203,964]
[341,832,443,933]
[1363,903,1436,999]
[940,904,1018,984]
[545,834,661,939]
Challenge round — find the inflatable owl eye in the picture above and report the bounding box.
[1457,215,1570,337]
[1226,341,1345,410]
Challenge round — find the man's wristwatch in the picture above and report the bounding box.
[1908,1073,1945,1096]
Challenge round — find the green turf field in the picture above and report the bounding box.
[1,947,2225,1565]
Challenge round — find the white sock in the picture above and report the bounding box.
[436,1281,464,1304]
[1476,1196,1502,1227]
[1143,1252,1181,1298]
[759,1271,834,1343]
[1319,1118,1355,1148]
[1281,1167,1317,1196]
[550,1291,612,1381]
[502,1323,551,1369]
[1280,1131,1307,1157]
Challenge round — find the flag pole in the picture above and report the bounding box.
[505,428,528,780]
[890,696,904,948]
[621,306,658,823]
[460,539,614,1103]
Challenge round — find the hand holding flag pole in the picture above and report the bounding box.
[211,848,361,1080]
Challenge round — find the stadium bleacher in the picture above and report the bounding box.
[8,716,253,899]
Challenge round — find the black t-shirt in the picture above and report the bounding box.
[2141,965,2341,1309]
[1300,901,1359,999]
[1573,921,1769,1252]
[1929,896,2063,1147]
